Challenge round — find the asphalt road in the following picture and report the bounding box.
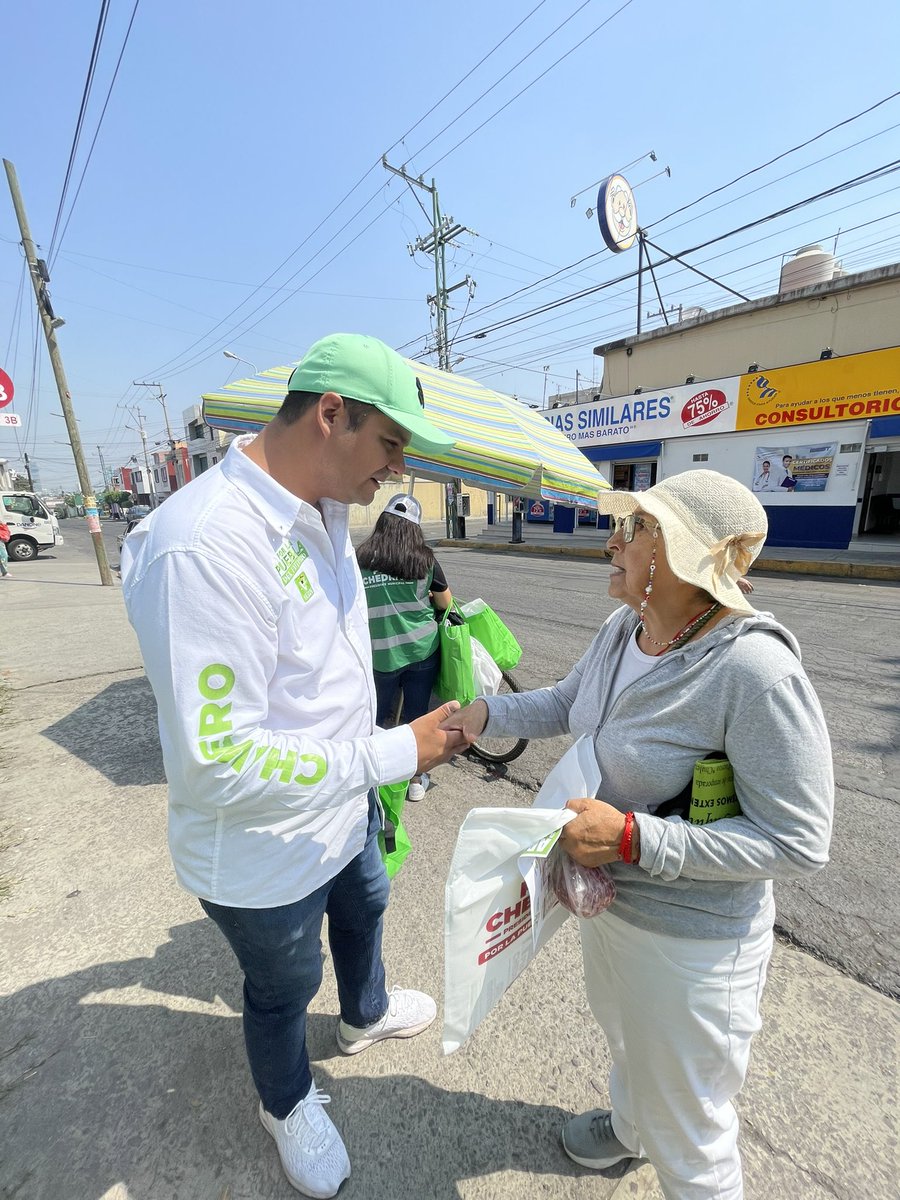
[49,517,900,996]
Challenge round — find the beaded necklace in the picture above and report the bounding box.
[642,600,723,655]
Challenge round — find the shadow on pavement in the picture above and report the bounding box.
[0,917,605,1200]
[42,676,165,787]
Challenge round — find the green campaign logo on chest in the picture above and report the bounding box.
[275,539,315,599]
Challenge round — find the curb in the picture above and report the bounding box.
[437,540,900,581]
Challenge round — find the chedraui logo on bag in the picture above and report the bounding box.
[195,663,327,785]
[275,539,315,600]
[478,881,533,965]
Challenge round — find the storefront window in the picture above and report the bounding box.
[612,461,657,491]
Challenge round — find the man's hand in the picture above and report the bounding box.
[410,702,469,773]
[437,698,489,744]
[559,797,631,867]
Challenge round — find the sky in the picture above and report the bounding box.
[3,0,900,492]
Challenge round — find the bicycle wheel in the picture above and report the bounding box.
[469,670,530,764]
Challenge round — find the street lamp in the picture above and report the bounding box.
[223,349,259,375]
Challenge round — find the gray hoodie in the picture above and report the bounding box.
[483,607,834,939]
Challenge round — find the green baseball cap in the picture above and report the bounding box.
[287,333,455,450]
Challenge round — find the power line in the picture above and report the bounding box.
[436,92,900,335]
[646,86,900,232]
[424,0,636,175]
[136,3,558,381]
[47,0,112,263]
[408,0,596,167]
[49,0,142,269]
[451,160,900,344]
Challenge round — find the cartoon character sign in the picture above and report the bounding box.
[597,175,637,253]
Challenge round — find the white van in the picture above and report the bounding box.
[0,491,64,561]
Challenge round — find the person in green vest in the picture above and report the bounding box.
[357,494,453,802]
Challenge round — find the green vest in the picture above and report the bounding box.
[362,567,439,673]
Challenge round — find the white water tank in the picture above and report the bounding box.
[779,244,836,294]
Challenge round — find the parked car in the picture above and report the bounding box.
[117,515,145,553]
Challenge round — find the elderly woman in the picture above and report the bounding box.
[444,469,833,1200]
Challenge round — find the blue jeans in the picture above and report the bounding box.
[200,794,389,1118]
[374,647,440,727]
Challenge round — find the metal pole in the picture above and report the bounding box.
[636,232,644,336]
[23,452,34,490]
[3,158,113,585]
[97,445,110,491]
[134,411,159,508]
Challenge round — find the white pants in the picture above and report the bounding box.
[580,909,773,1200]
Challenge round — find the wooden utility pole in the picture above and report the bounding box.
[3,158,113,585]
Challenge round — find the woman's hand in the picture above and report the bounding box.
[438,698,488,743]
[559,797,634,867]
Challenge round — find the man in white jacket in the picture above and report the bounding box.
[122,333,465,1198]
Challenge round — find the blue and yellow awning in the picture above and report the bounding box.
[202,357,608,506]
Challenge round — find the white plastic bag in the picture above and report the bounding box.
[470,635,503,696]
[442,736,602,1054]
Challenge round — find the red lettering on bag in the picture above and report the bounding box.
[477,921,531,964]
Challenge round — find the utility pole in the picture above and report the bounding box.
[3,158,113,585]
[128,408,158,508]
[382,157,475,535]
[96,445,111,491]
[134,379,180,491]
[23,452,34,490]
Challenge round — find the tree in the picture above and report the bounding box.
[12,473,31,491]
[101,488,132,509]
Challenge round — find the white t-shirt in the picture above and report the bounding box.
[121,435,416,908]
[608,625,664,707]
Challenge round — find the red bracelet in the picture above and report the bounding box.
[619,811,636,864]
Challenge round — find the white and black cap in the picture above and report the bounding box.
[383,494,422,525]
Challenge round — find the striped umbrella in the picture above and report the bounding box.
[202,357,608,506]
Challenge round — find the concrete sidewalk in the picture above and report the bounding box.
[1,557,897,1200]
[435,519,900,582]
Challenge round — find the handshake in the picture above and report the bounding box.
[409,699,490,775]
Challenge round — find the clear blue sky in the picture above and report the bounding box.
[3,0,900,490]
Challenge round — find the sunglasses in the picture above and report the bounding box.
[610,514,656,543]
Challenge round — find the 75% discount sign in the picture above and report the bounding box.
[0,367,21,426]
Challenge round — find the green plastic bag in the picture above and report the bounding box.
[459,599,522,670]
[378,780,413,879]
[435,606,476,706]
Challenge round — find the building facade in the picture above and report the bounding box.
[546,255,900,547]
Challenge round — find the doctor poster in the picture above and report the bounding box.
[752,443,837,494]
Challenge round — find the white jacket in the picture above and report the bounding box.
[121,436,417,907]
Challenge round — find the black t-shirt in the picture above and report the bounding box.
[431,558,449,593]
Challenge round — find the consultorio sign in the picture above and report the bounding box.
[546,347,900,447]
[735,346,900,429]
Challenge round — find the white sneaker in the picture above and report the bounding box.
[406,772,430,802]
[336,985,437,1055]
[259,1084,350,1198]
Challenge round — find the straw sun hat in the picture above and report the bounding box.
[596,469,768,616]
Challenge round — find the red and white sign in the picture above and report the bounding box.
[0,412,22,426]
[0,367,14,409]
[547,375,739,448]
[681,388,729,429]
[530,502,545,516]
